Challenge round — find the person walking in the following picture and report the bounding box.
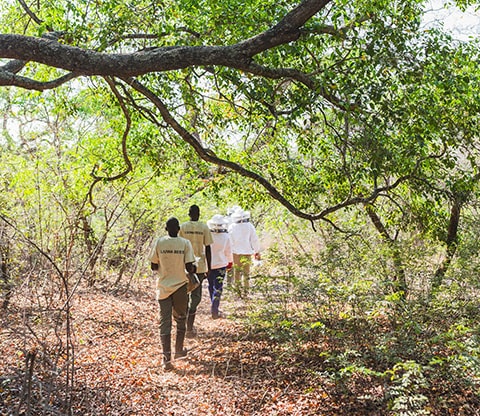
[149,217,196,371]
[228,207,261,297]
[179,204,213,337]
[207,214,233,319]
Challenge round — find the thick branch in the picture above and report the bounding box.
[123,77,410,222]
[0,31,75,90]
[0,71,79,90]
[238,0,332,55]
[0,0,333,78]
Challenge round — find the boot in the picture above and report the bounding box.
[185,313,197,338]
[160,334,173,371]
[174,329,187,360]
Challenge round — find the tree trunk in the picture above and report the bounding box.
[0,233,12,310]
[432,198,461,290]
[365,204,407,297]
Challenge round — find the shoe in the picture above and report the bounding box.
[212,311,226,320]
[185,328,197,339]
[174,349,188,360]
[162,360,174,371]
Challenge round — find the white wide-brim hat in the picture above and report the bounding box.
[207,214,228,230]
[231,209,244,222]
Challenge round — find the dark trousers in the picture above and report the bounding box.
[188,272,207,317]
[159,284,188,337]
[207,267,226,318]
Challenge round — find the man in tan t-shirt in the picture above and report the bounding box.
[149,217,196,370]
[179,205,213,338]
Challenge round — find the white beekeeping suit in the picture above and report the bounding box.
[227,207,260,296]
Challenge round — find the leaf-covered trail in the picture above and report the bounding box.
[3,279,480,415]
[71,280,333,415]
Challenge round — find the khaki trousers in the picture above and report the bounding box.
[233,253,252,291]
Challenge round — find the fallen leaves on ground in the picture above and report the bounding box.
[2,279,478,415]
[1,280,339,415]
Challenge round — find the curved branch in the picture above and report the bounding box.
[0,31,73,90]
[17,0,44,26]
[0,60,27,74]
[237,0,332,55]
[0,71,79,90]
[101,78,133,178]
[88,77,133,208]
[123,77,411,222]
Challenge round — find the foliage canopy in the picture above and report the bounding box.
[2,0,478,224]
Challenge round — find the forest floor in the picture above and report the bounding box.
[2,277,479,415]
[68,281,342,416]
[0,278,352,416]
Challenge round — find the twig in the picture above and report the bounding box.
[15,348,36,416]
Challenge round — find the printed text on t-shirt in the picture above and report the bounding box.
[160,249,185,254]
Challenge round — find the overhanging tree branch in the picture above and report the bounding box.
[17,0,44,26]
[0,1,333,83]
[0,0,442,227]
[0,31,75,90]
[122,76,412,224]
[0,71,79,90]
[0,0,357,111]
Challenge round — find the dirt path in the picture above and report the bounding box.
[0,278,337,415]
[70,280,331,415]
[3,278,480,415]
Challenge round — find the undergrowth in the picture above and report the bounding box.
[243,265,480,415]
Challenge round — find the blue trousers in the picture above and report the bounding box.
[207,267,226,318]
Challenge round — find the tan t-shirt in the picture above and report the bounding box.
[149,235,195,300]
[179,221,213,273]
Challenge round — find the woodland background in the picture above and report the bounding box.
[1,0,480,414]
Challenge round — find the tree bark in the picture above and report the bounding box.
[432,198,461,289]
[365,204,407,296]
[0,226,12,309]
[0,0,332,78]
